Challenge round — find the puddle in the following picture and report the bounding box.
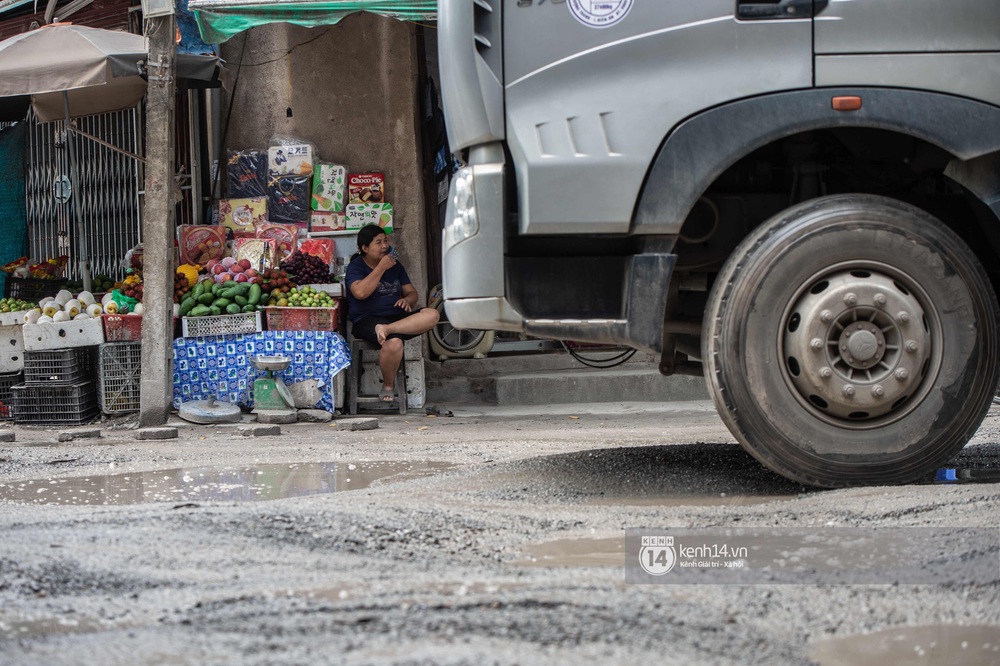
[809,624,1000,665]
[929,467,1000,484]
[587,493,796,508]
[0,615,109,641]
[0,461,455,506]
[516,537,625,568]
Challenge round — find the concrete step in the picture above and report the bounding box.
[423,349,710,406]
[493,366,709,406]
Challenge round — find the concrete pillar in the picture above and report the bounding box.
[139,13,178,426]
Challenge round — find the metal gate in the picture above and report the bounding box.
[24,107,143,282]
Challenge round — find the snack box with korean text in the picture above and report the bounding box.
[268,144,314,176]
[310,211,346,232]
[346,203,393,232]
[312,163,347,212]
[219,197,267,238]
[347,172,386,204]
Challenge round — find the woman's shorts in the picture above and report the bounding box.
[351,312,418,345]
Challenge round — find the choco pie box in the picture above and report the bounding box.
[348,172,385,205]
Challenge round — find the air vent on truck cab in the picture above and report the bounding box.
[473,0,502,84]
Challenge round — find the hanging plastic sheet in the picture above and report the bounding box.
[0,123,27,297]
[189,0,436,45]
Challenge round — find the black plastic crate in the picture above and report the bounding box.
[11,381,99,425]
[4,277,67,303]
[22,347,96,385]
[0,371,22,420]
[98,342,141,415]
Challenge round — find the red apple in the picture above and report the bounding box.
[245,269,258,278]
[238,258,252,271]
[234,273,248,283]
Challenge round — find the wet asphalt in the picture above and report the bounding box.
[0,400,998,665]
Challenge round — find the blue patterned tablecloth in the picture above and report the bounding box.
[173,330,350,412]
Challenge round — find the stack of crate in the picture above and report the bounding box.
[11,315,106,425]
[11,346,98,425]
[0,310,25,421]
[12,346,99,425]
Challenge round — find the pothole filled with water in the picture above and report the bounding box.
[809,624,1000,666]
[0,461,455,506]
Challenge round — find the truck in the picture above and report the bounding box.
[436,0,1000,487]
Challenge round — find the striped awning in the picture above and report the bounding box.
[188,0,436,44]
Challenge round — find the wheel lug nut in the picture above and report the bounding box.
[897,311,910,324]
[842,384,855,397]
[871,385,885,398]
[905,340,919,353]
[810,338,823,351]
[820,367,832,378]
[844,293,858,306]
[874,293,887,307]
[820,310,833,322]
[895,369,909,381]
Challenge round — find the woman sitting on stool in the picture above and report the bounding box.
[345,224,439,403]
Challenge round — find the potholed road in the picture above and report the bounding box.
[1,401,998,665]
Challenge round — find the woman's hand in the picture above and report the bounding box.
[378,255,397,271]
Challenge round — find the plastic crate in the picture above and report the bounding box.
[22,347,96,385]
[262,305,340,332]
[0,371,22,419]
[181,311,262,337]
[4,277,67,302]
[101,314,142,342]
[101,314,180,342]
[98,341,141,415]
[11,381,99,425]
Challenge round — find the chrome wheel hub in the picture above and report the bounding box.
[783,268,932,422]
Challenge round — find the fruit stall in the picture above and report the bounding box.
[0,137,413,425]
[0,240,352,425]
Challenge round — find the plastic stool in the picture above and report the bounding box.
[346,337,407,415]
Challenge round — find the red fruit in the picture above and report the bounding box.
[212,264,226,275]
[230,264,244,274]
[234,273,248,283]
[238,258,252,271]
[245,269,258,278]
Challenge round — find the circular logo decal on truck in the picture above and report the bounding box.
[568,0,633,29]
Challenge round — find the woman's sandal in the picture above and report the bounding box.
[379,387,395,403]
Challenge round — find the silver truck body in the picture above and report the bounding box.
[438,0,1000,486]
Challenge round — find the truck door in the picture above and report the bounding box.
[815,0,1000,104]
[503,0,816,235]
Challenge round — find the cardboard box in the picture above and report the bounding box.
[312,163,347,212]
[348,172,386,204]
[219,197,267,238]
[268,144,314,176]
[310,211,346,232]
[346,203,393,232]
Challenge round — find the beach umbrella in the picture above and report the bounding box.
[0,23,223,289]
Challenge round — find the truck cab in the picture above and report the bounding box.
[438,0,1000,487]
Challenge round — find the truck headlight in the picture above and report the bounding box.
[446,167,479,245]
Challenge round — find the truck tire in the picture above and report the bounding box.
[428,287,495,360]
[704,194,1000,487]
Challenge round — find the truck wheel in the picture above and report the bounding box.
[704,194,1000,487]
[427,287,495,360]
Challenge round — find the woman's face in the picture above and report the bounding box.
[363,232,390,258]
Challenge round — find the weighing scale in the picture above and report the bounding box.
[250,355,296,414]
